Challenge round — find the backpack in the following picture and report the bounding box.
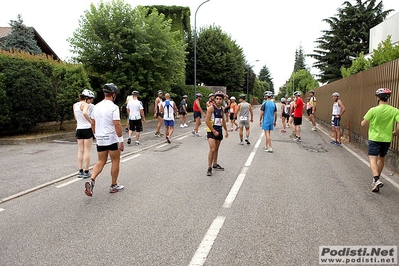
[164,100,171,118]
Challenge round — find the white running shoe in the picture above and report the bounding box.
[372,180,383,192]
[109,184,124,193]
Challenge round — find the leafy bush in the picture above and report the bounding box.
[0,51,92,132]
[341,36,399,77]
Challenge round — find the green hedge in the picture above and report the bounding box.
[0,51,91,133]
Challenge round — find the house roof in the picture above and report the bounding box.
[0,26,60,60]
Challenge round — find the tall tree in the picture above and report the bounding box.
[190,25,245,92]
[258,65,274,93]
[286,70,319,95]
[68,1,186,105]
[293,45,307,73]
[1,14,42,55]
[309,0,392,83]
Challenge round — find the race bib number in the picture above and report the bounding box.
[240,116,247,121]
[214,118,222,126]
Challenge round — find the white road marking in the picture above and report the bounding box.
[177,135,188,140]
[56,178,80,188]
[121,154,142,163]
[157,143,168,149]
[188,216,226,266]
[223,173,247,209]
[0,208,4,212]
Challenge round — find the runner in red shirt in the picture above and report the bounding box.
[293,91,303,142]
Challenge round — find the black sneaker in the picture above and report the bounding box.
[245,138,250,145]
[127,138,131,145]
[125,128,129,132]
[213,164,224,171]
[207,167,212,176]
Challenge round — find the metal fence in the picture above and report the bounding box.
[304,58,399,170]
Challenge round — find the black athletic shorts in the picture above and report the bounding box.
[97,143,118,152]
[194,111,202,119]
[76,128,94,139]
[207,129,223,141]
[368,140,390,157]
[129,119,143,132]
[293,117,302,125]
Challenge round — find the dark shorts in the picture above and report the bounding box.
[179,111,187,115]
[76,128,94,139]
[368,140,390,157]
[332,116,341,127]
[129,119,143,132]
[194,111,202,119]
[156,112,162,118]
[224,107,230,114]
[282,112,289,119]
[97,142,118,152]
[207,129,223,141]
[293,117,302,126]
[229,113,235,120]
[307,109,312,116]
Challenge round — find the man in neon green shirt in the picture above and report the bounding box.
[361,88,399,192]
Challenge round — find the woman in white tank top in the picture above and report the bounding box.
[73,89,95,178]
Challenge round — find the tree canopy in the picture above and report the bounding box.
[258,65,274,93]
[309,0,392,84]
[190,25,245,92]
[1,14,42,55]
[68,0,186,105]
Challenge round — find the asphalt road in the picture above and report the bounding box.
[1,105,399,266]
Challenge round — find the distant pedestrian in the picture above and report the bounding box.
[280,97,288,133]
[361,88,399,192]
[73,89,95,178]
[192,93,205,137]
[124,93,133,132]
[126,90,145,146]
[287,97,296,137]
[229,96,239,131]
[331,92,346,146]
[223,94,230,122]
[154,90,164,137]
[308,90,317,130]
[84,83,124,197]
[160,93,178,144]
[235,94,254,145]
[179,95,188,128]
[293,91,304,142]
[205,91,229,176]
[260,91,277,152]
[206,93,214,108]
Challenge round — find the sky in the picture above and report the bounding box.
[1,0,398,89]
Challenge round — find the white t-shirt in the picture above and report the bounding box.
[92,100,120,146]
[73,102,91,130]
[127,99,144,120]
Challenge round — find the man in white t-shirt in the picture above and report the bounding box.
[85,83,124,197]
[127,90,145,146]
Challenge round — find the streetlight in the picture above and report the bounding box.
[194,0,210,98]
[246,60,259,102]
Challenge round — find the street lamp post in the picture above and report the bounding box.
[194,0,210,98]
[246,60,259,102]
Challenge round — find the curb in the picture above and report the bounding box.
[0,132,76,145]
